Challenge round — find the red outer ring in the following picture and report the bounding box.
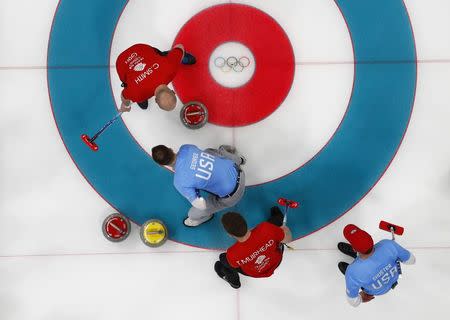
[172,4,295,127]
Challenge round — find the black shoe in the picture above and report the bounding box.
[182,52,196,65]
[268,206,284,226]
[214,262,241,289]
[338,262,349,275]
[137,100,149,110]
[214,261,226,277]
[338,242,357,259]
[270,206,283,217]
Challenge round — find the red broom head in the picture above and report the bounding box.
[81,134,99,151]
[379,220,404,235]
[278,198,299,208]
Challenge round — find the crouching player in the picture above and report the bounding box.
[214,208,292,288]
[338,224,416,307]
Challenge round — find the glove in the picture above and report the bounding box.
[119,102,131,113]
[360,291,375,303]
[173,44,185,54]
[191,197,207,210]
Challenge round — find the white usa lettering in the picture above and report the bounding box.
[371,265,398,290]
[195,152,215,180]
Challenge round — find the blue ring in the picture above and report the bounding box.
[48,0,416,249]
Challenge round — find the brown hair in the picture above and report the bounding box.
[221,212,248,237]
[151,145,175,165]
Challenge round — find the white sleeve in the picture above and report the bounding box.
[402,253,416,265]
[191,197,207,210]
[347,294,362,307]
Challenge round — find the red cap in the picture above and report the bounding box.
[343,224,374,254]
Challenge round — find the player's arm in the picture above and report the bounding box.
[402,253,416,265]
[346,291,374,307]
[168,44,185,64]
[119,92,132,113]
[280,225,293,243]
[347,294,362,307]
[345,275,365,307]
[392,241,416,265]
[172,44,185,54]
[175,184,206,210]
[268,222,292,244]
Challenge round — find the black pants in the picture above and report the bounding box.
[215,207,284,285]
[154,48,169,57]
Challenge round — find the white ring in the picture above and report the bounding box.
[233,61,244,72]
[239,56,250,67]
[214,56,251,73]
[221,63,232,73]
[226,56,238,67]
[214,57,226,68]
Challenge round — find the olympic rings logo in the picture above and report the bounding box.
[214,56,251,72]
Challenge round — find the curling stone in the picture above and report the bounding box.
[102,213,131,242]
[180,101,208,129]
[140,219,168,248]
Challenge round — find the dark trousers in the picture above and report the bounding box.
[154,48,193,65]
[215,207,284,286]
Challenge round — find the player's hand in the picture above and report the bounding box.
[173,44,185,53]
[119,102,131,113]
[192,197,207,210]
[360,291,375,303]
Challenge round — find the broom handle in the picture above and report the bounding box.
[283,204,288,225]
[390,227,403,276]
[90,112,123,142]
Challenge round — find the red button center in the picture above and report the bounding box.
[172,4,296,127]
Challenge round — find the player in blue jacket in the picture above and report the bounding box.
[151,144,246,227]
[337,224,416,307]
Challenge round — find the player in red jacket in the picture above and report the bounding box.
[215,208,293,288]
[115,43,196,113]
